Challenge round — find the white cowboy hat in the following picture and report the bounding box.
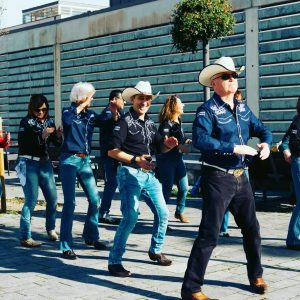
[122,81,160,102]
[198,56,245,87]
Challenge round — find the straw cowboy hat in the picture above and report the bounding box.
[199,56,245,87]
[122,81,160,102]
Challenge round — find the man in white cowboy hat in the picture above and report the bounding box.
[181,57,273,300]
[107,81,178,277]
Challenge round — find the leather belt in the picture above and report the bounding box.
[201,161,244,177]
[19,155,49,161]
[119,162,151,173]
[74,153,87,157]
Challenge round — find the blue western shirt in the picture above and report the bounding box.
[192,93,273,169]
[61,103,105,154]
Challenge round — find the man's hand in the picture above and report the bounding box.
[136,154,155,170]
[233,145,258,156]
[109,99,118,114]
[42,127,55,139]
[283,149,292,164]
[257,142,270,160]
[163,136,178,150]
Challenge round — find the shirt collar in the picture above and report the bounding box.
[212,92,239,109]
[129,107,149,121]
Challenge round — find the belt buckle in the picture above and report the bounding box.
[233,169,244,177]
[141,168,150,173]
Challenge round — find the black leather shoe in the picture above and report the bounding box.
[108,264,131,277]
[148,251,172,266]
[98,215,120,225]
[62,250,77,260]
[85,240,107,250]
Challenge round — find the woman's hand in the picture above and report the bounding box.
[56,126,63,139]
[42,127,55,139]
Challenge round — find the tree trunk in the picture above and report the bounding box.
[203,41,210,101]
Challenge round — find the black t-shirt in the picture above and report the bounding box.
[109,107,163,158]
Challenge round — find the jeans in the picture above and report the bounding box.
[220,209,229,233]
[156,152,189,214]
[108,166,169,265]
[99,157,118,217]
[19,158,57,240]
[59,153,100,251]
[182,168,262,293]
[220,169,249,233]
[287,156,300,246]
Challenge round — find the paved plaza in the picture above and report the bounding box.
[0,172,299,300]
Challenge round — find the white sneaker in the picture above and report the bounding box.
[47,230,58,241]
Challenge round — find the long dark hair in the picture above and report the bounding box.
[159,95,179,123]
[27,94,49,119]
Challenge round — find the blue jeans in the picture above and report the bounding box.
[108,166,169,265]
[182,168,262,293]
[287,156,300,246]
[59,153,100,251]
[19,158,57,240]
[99,157,118,217]
[156,153,189,214]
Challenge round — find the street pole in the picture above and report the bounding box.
[203,41,210,101]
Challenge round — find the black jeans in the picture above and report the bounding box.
[182,168,263,293]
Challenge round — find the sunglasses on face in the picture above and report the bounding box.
[213,73,239,81]
[34,108,47,113]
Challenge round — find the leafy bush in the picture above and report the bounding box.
[171,0,235,53]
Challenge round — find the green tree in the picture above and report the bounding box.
[171,0,235,99]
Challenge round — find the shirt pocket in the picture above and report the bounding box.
[237,110,250,122]
[216,115,233,125]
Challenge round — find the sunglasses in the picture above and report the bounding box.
[213,73,239,81]
[34,108,47,113]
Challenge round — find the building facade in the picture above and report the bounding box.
[22,0,108,24]
[0,0,299,161]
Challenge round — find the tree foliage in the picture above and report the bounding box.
[171,0,235,53]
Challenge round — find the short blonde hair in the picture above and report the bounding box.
[70,82,95,102]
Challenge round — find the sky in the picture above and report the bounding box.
[1,0,110,28]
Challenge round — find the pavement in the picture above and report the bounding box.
[0,171,299,300]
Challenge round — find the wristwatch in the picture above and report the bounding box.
[130,155,137,164]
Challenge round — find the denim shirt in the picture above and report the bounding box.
[61,103,105,154]
[192,93,272,169]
